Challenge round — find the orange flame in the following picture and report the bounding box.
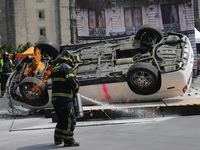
[23,48,45,77]
[23,47,54,100]
[42,65,53,83]
[34,47,45,72]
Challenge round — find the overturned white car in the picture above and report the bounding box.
[6,24,194,109]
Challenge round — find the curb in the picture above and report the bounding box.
[48,104,200,122]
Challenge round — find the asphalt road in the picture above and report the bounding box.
[0,114,200,150]
[0,77,200,150]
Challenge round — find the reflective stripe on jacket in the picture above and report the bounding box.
[51,63,79,103]
[0,59,14,74]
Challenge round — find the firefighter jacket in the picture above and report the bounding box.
[11,57,20,68]
[0,58,14,74]
[51,62,79,104]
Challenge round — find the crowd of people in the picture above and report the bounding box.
[0,51,20,98]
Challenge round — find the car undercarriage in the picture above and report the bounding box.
[6,24,194,109]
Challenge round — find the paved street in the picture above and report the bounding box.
[0,77,200,150]
[0,114,200,150]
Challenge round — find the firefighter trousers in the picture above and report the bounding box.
[1,74,10,97]
[53,101,76,144]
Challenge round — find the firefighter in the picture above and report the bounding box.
[11,51,20,68]
[0,51,14,98]
[50,50,79,147]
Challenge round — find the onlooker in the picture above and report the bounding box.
[11,52,20,68]
[0,51,14,98]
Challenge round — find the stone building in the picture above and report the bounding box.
[194,0,200,18]
[0,0,76,47]
[76,0,195,41]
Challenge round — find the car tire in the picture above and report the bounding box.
[19,77,48,106]
[127,62,160,95]
[35,38,59,60]
[136,24,163,51]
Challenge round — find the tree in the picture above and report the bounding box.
[0,41,15,54]
[0,42,34,54]
[17,42,34,53]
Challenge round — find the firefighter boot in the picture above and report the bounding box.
[64,139,80,147]
[54,137,63,145]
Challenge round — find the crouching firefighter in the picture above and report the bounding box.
[50,50,80,147]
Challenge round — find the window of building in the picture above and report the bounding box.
[124,7,142,28]
[161,3,179,24]
[38,10,45,20]
[37,0,44,3]
[89,10,106,28]
[40,28,46,36]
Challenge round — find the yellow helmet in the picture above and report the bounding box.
[60,50,75,67]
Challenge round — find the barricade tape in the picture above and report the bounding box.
[90,109,114,120]
[101,109,114,120]
[163,103,200,107]
[89,104,200,119]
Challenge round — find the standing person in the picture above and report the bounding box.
[50,50,79,147]
[0,51,14,98]
[11,52,20,68]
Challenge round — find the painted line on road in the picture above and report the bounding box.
[9,117,176,132]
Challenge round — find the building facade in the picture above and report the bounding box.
[76,0,198,70]
[76,0,194,40]
[0,0,76,47]
[194,0,200,18]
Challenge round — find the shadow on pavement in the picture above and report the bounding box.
[17,143,62,150]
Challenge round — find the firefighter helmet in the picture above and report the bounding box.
[13,51,17,55]
[60,50,75,68]
[2,51,9,58]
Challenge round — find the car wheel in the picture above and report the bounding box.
[136,24,163,51]
[35,38,59,60]
[19,77,48,106]
[127,62,160,95]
